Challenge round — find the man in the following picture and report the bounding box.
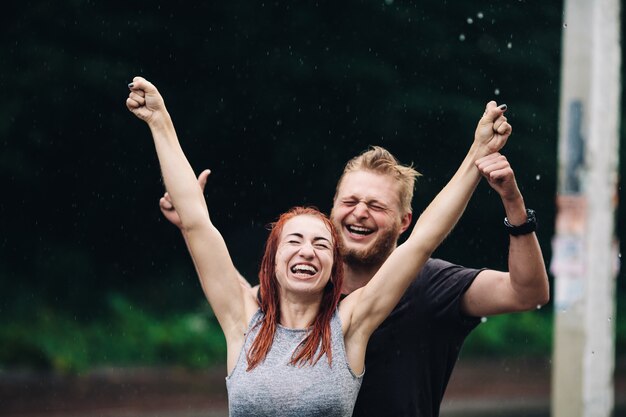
[159,103,549,417]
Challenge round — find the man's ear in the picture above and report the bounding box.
[399,212,412,233]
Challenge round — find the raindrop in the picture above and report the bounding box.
[276,120,282,126]
[459,34,466,41]
[608,317,612,322]
[477,12,484,19]
[494,88,500,96]
[619,253,622,258]
[536,174,541,180]
[384,0,393,4]
[536,304,542,310]
[481,317,488,323]
[563,23,568,28]
[467,17,474,24]
[507,42,513,49]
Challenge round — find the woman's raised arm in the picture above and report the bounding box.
[126,77,257,360]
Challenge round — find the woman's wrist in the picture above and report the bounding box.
[148,111,173,133]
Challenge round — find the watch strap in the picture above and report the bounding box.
[504,209,537,236]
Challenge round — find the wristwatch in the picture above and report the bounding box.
[504,209,537,236]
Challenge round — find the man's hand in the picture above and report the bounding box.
[160,169,211,229]
[474,101,512,155]
[158,169,257,299]
[475,153,521,202]
[126,76,167,124]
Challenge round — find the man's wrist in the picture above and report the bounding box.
[504,209,537,236]
[501,194,525,222]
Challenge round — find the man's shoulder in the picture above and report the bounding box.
[418,257,482,278]
[413,257,462,284]
[422,257,457,272]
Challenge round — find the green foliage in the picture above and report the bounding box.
[463,296,626,358]
[0,294,226,373]
[0,308,90,372]
[462,310,553,358]
[2,295,626,372]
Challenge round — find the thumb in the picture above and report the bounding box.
[160,196,173,211]
[198,169,212,192]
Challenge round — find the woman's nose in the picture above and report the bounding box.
[298,242,315,258]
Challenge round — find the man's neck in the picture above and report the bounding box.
[341,261,383,295]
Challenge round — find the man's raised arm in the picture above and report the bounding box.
[461,153,550,317]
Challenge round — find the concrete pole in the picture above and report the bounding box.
[551,0,621,416]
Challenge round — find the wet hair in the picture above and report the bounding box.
[246,207,344,370]
[335,146,421,215]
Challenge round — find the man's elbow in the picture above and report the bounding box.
[517,280,550,311]
[533,290,550,310]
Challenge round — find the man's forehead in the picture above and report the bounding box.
[336,171,402,203]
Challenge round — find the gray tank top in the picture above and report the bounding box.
[226,309,363,417]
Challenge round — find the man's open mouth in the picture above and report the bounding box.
[346,225,374,236]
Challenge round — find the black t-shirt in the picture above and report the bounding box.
[351,258,482,417]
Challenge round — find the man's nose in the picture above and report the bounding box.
[352,202,369,219]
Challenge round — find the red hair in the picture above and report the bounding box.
[246,207,344,370]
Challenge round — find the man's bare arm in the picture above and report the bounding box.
[461,153,550,317]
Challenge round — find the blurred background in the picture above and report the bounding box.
[1,0,624,415]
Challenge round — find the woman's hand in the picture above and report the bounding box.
[126,76,167,124]
[474,101,512,156]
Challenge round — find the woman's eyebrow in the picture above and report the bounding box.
[285,234,330,243]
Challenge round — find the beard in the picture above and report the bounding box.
[336,220,401,267]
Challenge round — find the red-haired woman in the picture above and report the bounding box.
[126,76,511,417]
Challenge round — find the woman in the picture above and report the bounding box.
[126,76,511,416]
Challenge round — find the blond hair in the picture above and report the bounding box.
[335,146,421,215]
